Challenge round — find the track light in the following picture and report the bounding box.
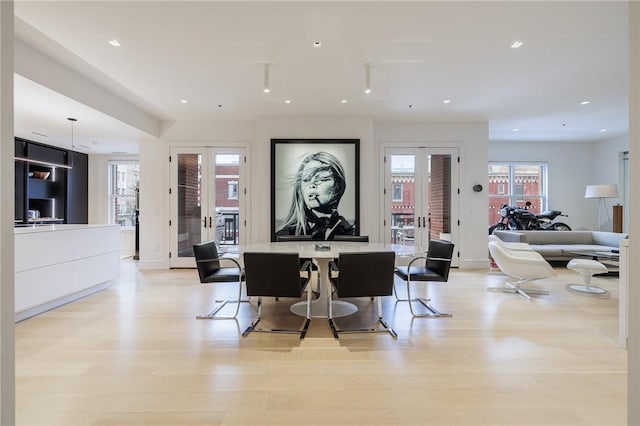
[263,63,270,93]
[67,117,77,167]
[364,63,372,94]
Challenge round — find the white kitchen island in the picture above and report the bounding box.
[14,224,120,321]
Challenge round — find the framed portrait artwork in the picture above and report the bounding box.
[271,139,360,242]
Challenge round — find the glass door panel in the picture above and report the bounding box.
[389,154,416,247]
[214,153,241,246]
[176,152,206,259]
[426,154,453,243]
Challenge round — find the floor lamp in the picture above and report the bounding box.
[585,184,618,231]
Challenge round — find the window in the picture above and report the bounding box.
[488,162,547,225]
[228,181,238,200]
[108,162,139,227]
[392,183,403,202]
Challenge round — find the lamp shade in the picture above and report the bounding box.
[585,184,618,199]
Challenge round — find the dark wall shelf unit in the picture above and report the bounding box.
[14,138,88,225]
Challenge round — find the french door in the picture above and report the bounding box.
[384,147,459,266]
[169,147,246,268]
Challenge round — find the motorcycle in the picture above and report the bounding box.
[489,202,571,234]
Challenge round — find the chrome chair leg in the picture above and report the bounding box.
[243,287,312,339]
[329,296,397,339]
[487,278,549,301]
[197,280,251,320]
[403,277,451,318]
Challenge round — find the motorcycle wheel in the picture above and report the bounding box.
[507,219,522,230]
[550,223,572,231]
[488,223,506,235]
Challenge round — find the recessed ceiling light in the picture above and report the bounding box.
[364,88,372,94]
[180,99,188,104]
[581,101,591,105]
[443,99,451,104]
[313,41,322,48]
[510,41,524,49]
[600,128,608,132]
[284,99,291,104]
[513,128,520,132]
[108,39,121,47]
[341,99,348,104]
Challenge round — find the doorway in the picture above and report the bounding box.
[384,148,459,266]
[169,147,246,268]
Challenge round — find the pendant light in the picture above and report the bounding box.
[67,117,77,167]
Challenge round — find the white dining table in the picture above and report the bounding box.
[222,242,416,318]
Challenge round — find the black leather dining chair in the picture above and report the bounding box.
[328,251,397,338]
[242,252,313,339]
[394,239,455,318]
[276,234,317,277]
[193,240,247,319]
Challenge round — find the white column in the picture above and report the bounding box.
[628,1,640,424]
[138,134,168,269]
[0,1,15,424]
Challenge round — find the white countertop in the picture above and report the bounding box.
[14,224,119,235]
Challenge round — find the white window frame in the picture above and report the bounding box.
[108,160,139,229]
[488,162,548,211]
[392,183,403,202]
[228,180,239,200]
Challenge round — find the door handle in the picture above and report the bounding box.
[203,216,208,228]
[417,217,421,228]
[209,216,212,228]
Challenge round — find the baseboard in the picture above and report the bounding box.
[136,261,167,270]
[460,259,491,269]
[15,281,111,322]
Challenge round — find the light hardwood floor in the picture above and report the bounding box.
[16,260,626,425]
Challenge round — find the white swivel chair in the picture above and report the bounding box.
[487,240,555,300]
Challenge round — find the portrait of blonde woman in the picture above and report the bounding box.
[271,140,359,241]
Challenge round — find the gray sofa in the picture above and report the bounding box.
[493,230,628,261]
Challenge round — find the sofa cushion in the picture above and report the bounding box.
[530,245,564,257]
[591,231,628,248]
[522,231,594,245]
[493,230,626,261]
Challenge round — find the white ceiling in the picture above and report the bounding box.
[13,1,629,154]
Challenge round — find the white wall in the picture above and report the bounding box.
[138,134,167,269]
[139,117,490,269]
[88,153,139,257]
[488,140,626,231]
[254,116,375,242]
[0,2,14,423]
[375,121,489,268]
